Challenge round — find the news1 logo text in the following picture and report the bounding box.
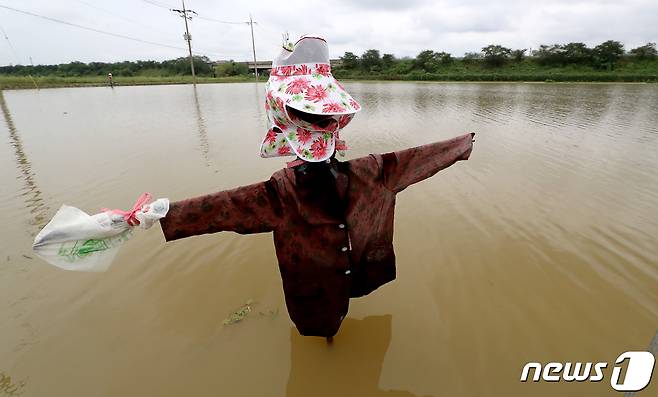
[520,351,655,392]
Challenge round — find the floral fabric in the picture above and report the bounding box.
[259,38,361,163]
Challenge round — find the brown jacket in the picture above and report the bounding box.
[160,133,474,336]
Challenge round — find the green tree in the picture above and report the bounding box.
[162,57,189,75]
[340,52,359,69]
[381,53,396,70]
[392,58,414,74]
[361,49,382,71]
[162,56,212,75]
[436,51,453,65]
[462,52,482,65]
[482,44,512,67]
[511,49,526,62]
[593,40,624,70]
[58,61,87,76]
[215,61,248,77]
[415,50,440,72]
[562,42,592,64]
[629,43,657,60]
[534,44,565,66]
[414,50,451,71]
[192,56,213,75]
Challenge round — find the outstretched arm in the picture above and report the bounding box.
[160,178,283,241]
[380,132,475,193]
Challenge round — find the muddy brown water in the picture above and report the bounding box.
[1,82,657,396]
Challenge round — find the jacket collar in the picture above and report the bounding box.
[283,159,349,225]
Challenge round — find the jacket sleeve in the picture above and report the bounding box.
[380,132,474,193]
[160,178,283,241]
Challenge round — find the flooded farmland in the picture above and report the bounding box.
[1,81,657,396]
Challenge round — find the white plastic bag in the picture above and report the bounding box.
[32,194,169,272]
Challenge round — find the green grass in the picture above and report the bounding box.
[0,75,265,90]
[333,59,658,83]
[338,73,658,83]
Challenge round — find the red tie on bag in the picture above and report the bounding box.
[101,192,152,226]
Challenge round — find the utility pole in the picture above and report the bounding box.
[171,1,197,84]
[247,14,258,80]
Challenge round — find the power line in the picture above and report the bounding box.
[194,15,248,25]
[254,22,285,47]
[76,0,169,35]
[0,4,184,51]
[140,0,173,11]
[140,0,266,70]
[253,22,279,36]
[1,24,39,88]
[0,25,20,62]
[0,4,230,58]
[141,0,247,25]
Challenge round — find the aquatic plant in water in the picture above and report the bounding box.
[223,299,254,325]
[0,372,26,396]
[222,300,279,325]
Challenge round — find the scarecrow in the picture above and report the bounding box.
[160,36,475,338]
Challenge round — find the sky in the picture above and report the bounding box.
[0,0,657,66]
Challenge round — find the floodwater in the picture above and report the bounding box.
[1,81,657,397]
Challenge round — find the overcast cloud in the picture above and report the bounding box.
[0,0,656,65]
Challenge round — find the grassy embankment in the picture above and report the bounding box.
[1,59,657,89]
[0,75,264,90]
[333,59,658,83]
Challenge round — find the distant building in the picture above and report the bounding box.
[212,59,344,72]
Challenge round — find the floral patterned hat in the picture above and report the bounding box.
[260,36,361,162]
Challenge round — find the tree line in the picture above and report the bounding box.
[337,41,657,74]
[0,56,221,77]
[0,40,655,78]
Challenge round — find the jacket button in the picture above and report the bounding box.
[345,270,351,275]
[338,224,345,229]
[341,246,348,252]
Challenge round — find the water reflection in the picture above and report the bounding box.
[287,315,423,397]
[571,85,613,129]
[0,90,49,230]
[525,87,577,129]
[253,81,264,117]
[191,86,212,168]
[471,84,513,125]
[412,86,436,113]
